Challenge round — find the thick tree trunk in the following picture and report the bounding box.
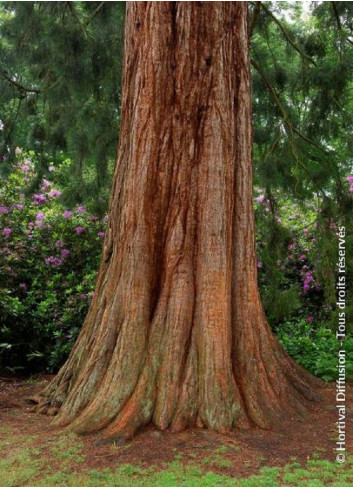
[35,1,320,441]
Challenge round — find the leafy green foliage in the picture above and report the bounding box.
[276,319,353,381]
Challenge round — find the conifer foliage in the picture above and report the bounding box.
[0,2,125,210]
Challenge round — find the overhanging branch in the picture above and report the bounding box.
[260,3,316,66]
[249,2,261,37]
[331,1,353,46]
[84,2,105,27]
[0,68,41,94]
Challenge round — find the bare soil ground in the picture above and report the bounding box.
[0,375,352,479]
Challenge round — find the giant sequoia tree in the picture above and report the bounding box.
[33,2,321,442]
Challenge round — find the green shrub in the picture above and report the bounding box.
[276,319,353,381]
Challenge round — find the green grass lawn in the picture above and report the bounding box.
[0,428,351,487]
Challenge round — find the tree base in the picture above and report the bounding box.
[28,314,322,444]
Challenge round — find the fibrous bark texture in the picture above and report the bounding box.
[35,1,321,441]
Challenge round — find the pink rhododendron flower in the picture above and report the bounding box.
[33,194,46,206]
[36,212,45,221]
[256,195,265,203]
[41,179,51,191]
[0,206,8,214]
[2,228,12,237]
[48,165,55,172]
[75,226,84,235]
[306,316,314,323]
[77,205,86,214]
[98,231,105,238]
[45,256,62,266]
[56,240,64,248]
[346,177,353,192]
[22,165,29,172]
[303,270,315,291]
[61,248,70,258]
[16,204,23,210]
[48,189,61,198]
[63,210,72,218]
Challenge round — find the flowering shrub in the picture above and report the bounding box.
[0,151,106,372]
[254,188,350,324]
[254,186,353,380]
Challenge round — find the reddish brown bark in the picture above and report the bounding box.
[34,1,320,442]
